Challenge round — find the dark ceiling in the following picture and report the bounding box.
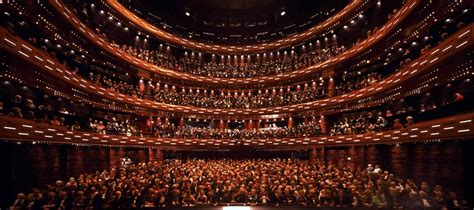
[119,0,351,44]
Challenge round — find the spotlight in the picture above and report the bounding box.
[280,11,286,16]
[185,11,191,16]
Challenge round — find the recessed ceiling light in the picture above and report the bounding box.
[280,11,286,16]
[185,11,190,16]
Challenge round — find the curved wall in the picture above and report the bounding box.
[50,0,419,86]
[104,0,365,54]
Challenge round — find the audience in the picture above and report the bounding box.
[330,112,388,136]
[116,43,346,78]
[2,78,470,140]
[17,16,454,110]
[11,159,469,208]
[3,8,466,110]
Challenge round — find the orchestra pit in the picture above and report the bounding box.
[0,0,473,209]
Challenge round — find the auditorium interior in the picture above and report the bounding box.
[0,0,473,209]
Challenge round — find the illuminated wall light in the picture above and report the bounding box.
[18,50,30,57]
[456,41,468,49]
[3,38,17,46]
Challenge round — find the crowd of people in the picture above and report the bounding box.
[87,117,140,137]
[148,87,326,109]
[330,112,390,136]
[2,76,469,140]
[164,122,321,140]
[73,0,350,78]
[117,43,346,78]
[16,30,383,110]
[3,9,449,110]
[0,84,143,137]
[69,0,407,79]
[333,72,383,96]
[85,68,380,109]
[11,159,469,209]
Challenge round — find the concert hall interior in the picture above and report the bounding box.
[0,0,473,209]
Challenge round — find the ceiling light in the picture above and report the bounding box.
[185,11,190,16]
[280,11,286,16]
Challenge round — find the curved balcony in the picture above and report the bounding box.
[104,0,365,54]
[49,0,419,86]
[0,113,472,149]
[1,23,471,119]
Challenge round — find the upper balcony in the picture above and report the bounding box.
[47,0,418,85]
[1,22,472,118]
[115,0,352,46]
[101,0,364,54]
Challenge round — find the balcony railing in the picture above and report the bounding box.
[1,23,471,118]
[0,112,472,149]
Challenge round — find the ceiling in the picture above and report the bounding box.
[119,0,351,45]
